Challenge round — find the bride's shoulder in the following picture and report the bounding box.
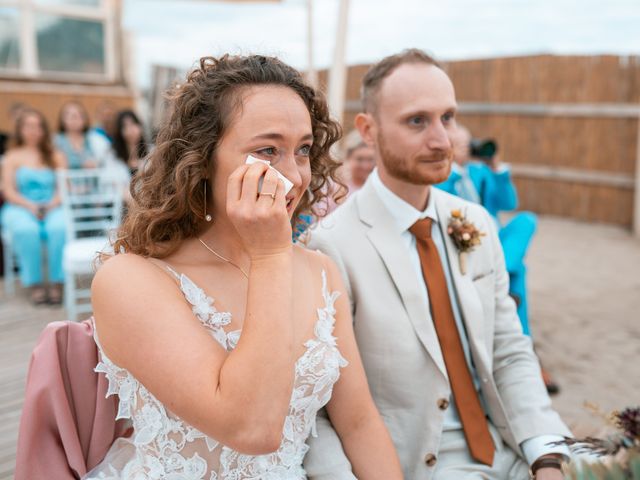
[92,253,176,301]
[293,245,341,283]
[294,243,327,267]
[95,252,155,277]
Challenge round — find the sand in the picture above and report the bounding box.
[525,216,640,436]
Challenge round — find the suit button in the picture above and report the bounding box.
[424,453,437,467]
[437,398,449,410]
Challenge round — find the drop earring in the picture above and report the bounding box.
[204,180,212,222]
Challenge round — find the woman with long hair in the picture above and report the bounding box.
[86,55,402,479]
[104,109,149,204]
[111,109,148,175]
[55,101,110,169]
[1,109,67,304]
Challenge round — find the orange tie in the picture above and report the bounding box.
[410,217,495,466]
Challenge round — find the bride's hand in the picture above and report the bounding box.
[226,162,292,259]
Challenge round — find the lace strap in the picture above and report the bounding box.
[147,258,182,285]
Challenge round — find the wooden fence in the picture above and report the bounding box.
[330,55,640,234]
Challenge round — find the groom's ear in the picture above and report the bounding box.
[355,112,376,147]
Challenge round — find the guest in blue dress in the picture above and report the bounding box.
[54,101,110,170]
[1,109,67,304]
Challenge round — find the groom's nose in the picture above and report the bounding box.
[425,121,452,152]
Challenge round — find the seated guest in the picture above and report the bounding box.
[0,102,27,156]
[436,126,559,393]
[91,101,117,143]
[307,131,370,219]
[111,110,149,176]
[437,125,536,335]
[54,101,110,169]
[0,109,67,304]
[342,129,375,196]
[104,110,150,204]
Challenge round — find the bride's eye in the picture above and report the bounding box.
[256,147,277,158]
[297,144,312,156]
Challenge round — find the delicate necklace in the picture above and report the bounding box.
[198,238,249,279]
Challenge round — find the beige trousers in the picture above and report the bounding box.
[432,424,529,479]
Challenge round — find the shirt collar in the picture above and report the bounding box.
[451,162,464,175]
[370,168,438,233]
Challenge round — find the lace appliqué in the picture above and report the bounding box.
[87,270,347,480]
[179,273,237,350]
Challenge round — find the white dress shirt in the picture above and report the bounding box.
[370,169,569,464]
[451,162,482,204]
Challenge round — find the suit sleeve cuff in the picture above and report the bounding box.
[521,435,571,465]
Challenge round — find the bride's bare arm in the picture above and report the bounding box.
[323,258,403,479]
[92,163,295,455]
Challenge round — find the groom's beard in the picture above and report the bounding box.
[377,129,453,186]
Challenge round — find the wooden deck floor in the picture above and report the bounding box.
[0,285,65,480]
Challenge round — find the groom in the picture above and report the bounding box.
[304,49,571,479]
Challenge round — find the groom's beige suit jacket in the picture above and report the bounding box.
[303,179,570,479]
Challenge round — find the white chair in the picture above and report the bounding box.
[2,229,16,297]
[0,154,15,297]
[58,169,123,321]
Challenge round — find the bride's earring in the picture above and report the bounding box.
[204,180,212,222]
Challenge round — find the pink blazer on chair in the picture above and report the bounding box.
[15,319,129,479]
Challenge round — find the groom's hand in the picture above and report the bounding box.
[535,468,564,480]
[531,453,566,480]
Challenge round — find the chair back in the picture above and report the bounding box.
[15,319,129,479]
[57,169,123,242]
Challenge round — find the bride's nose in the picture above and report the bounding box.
[275,156,304,189]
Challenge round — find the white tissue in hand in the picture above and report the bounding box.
[245,155,294,195]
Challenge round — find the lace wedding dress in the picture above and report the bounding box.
[85,267,347,480]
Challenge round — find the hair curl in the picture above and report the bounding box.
[114,54,343,258]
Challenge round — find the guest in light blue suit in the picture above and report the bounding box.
[436,126,561,393]
[436,126,537,335]
[1,109,67,305]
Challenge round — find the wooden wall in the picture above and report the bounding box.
[0,81,135,134]
[330,55,640,228]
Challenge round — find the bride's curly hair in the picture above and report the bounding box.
[113,55,343,258]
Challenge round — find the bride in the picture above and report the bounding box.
[86,55,402,479]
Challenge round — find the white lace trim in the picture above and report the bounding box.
[88,270,347,480]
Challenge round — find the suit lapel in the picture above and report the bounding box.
[356,181,447,377]
[433,189,491,367]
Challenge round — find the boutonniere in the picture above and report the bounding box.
[447,209,485,275]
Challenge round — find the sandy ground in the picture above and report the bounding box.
[524,216,640,436]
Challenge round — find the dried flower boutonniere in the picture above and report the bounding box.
[447,209,485,275]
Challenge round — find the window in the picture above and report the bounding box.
[0,7,21,70]
[0,0,116,82]
[36,14,105,74]
[36,0,101,6]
